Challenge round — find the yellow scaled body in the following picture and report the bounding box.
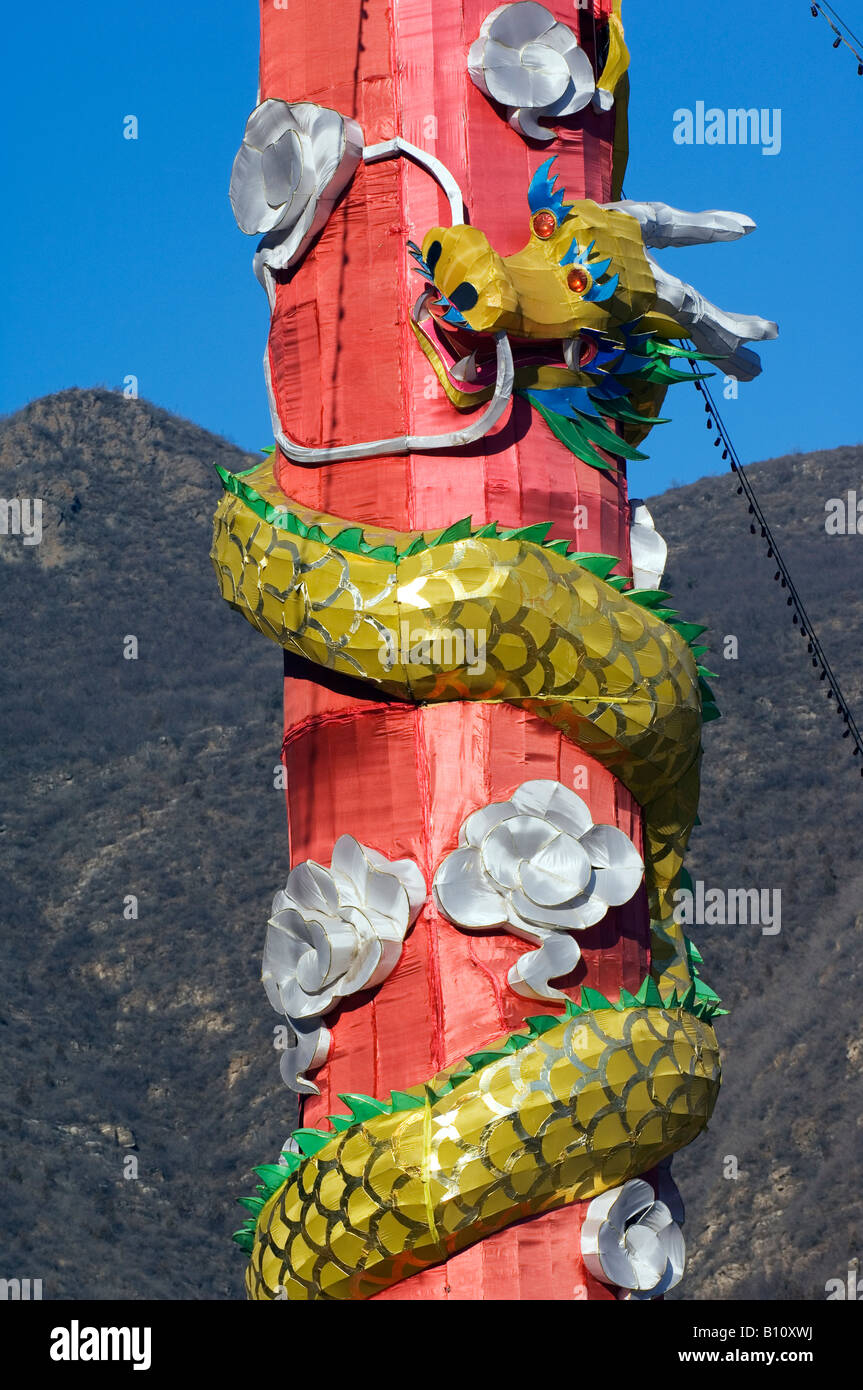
[212,463,703,995]
[246,1006,720,1301]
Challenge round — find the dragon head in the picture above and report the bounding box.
[409,156,777,470]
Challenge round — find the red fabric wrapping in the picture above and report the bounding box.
[260,0,647,1299]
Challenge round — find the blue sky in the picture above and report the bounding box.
[2,3,860,492]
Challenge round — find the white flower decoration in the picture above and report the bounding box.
[229,101,363,282]
[432,780,644,1002]
[468,3,598,143]
[581,1178,686,1298]
[263,836,425,1094]
[629,500,668,591]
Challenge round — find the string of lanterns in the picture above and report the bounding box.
[688,355,863,775]
[810,1,863,74]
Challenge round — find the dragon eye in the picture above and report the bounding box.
[533,211,557,240]
[567,266,591,294]
[448,281,479,312]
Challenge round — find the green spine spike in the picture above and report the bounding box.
[389,1090,425,1112]
[337,1093,391,1122]
[694,978,722,1004]
[580,986,614,1012]
[400,536,428,558]
[572,553,619,580]
[618,988,640,1009]
[331,526,364,551]
[680,984,698,1013]
[501,522,553,545]
[237,1196,265,1215]
[434,517,473,545]
[672,621,709,643]
[232,1230,256,1252]
[278,1151,302,1175]
[525,1013,562,1036]
[447,1068,476,1088]
[562,998,584,1018]
[464,1049,508,1071]
[628,589,672,607]
[253,1164,290,1193]
[292,1128,333,1158]
[326,1114,355,1132]
[637,977,664,1007]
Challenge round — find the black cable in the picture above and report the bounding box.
[615,186,861,771]
[811,1,863,69]
[820,0,863,52]
[685,350,863,772]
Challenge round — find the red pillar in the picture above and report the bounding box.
[261,0,644,1299]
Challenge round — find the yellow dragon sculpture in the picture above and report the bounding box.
[213,153,775,1298]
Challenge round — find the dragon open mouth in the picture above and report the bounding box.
[411,288,598,409]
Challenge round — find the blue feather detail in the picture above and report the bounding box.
[560,238,597,269]
[585,273,619,303]
[439,302,469,328]
[527,386,600,419]
[408,241,437,280]
[527,156,573,226]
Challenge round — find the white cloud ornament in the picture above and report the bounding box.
[581,1178,686,1298]
[229,100,363,284]
[263,836,425,1094]
[433,780,644,1001]
[468,4,597,142]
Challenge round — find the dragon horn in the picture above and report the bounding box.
[607,201,756,249]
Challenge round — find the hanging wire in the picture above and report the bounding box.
[684,347,863,773]
[811,1,863,73]
[819,0,863,51]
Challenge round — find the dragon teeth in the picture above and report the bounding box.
[563,337,582,371]
[450,351,480,383]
